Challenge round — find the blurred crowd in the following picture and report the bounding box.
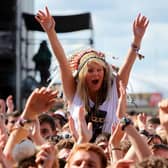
[0,85,168,168]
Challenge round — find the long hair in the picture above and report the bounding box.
[76,58,114,112]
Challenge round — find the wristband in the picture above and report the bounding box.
[12,117,35,131]
[120,117,133,131]
[0,113,5,120]
[139,129,150,138]
[131,43,144,60]
[111,147,121,151]
[131,43,140,52]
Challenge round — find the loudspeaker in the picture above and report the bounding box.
[0,0,16,102]
[0,0,16,30]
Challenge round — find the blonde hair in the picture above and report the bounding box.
[76,57,114,112]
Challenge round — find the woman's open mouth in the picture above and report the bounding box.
[92,79,99,85]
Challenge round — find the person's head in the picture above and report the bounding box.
[40,40,47,48]
[151,143,168,159]
[70,49,113,111]
[95,133,110,160]
[52,109,67,130]
[17,155,36,168]
[135,155,168,168]
[119,139,131,157]
[38,113,56,139]
[127,110,139,127]
[65,143,107,168]
[12,139,36,167]
[56,138,74,160]
[6,110,21,133]
[156,125,168,144]
[16,142,59,168]
[95,132,110,144]
[147,117,160,133]
[147,134,163,146]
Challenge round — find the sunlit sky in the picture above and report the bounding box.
[34,0,168,97]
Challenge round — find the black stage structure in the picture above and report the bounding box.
[0,0,17,103]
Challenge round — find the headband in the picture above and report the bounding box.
[70,51,106,77]
[77,54,105,76]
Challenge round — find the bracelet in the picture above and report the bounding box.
[120,117,133,131]
[131,43,145,60]
[12,117,35,131]
[111,147,121,151]
[0,113,5,120]
[139,129,150,138]
[131,43,140,52]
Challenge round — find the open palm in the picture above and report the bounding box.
[23,87,58,119]
[133,13,149,40]
[35,6,55,32]
[158,99,168,127]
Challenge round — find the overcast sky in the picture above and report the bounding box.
[34,0,168,97]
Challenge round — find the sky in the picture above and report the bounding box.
[34,0,168,98]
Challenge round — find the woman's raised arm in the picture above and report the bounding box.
[35,6,76,102]
[117,14,149,96]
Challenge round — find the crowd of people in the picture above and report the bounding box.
[0,6,168,168]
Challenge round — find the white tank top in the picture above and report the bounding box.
[69,77,118,133]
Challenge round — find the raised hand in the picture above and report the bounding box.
[158,99,168,128]
[35,143,58,168]
[29,118,45,146]
[137,113,147,131]
[0,113,8,148]
[112,159,134,168]
[0,99,6,114]
[158,99,168,111]
[21,87,58,120]
[68,115,78,142]
[108,123,124,163]
[35,6,55,32]
[116,81,127,119]
[0,136,12,168]
[6,95,14,113]
[77,107,92,143]
[69,106,92,144]
[109,123,124,148]
[133,13,149,42]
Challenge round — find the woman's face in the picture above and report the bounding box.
[85,62,104,93]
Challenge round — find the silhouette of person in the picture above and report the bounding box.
[33,40,52,85]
